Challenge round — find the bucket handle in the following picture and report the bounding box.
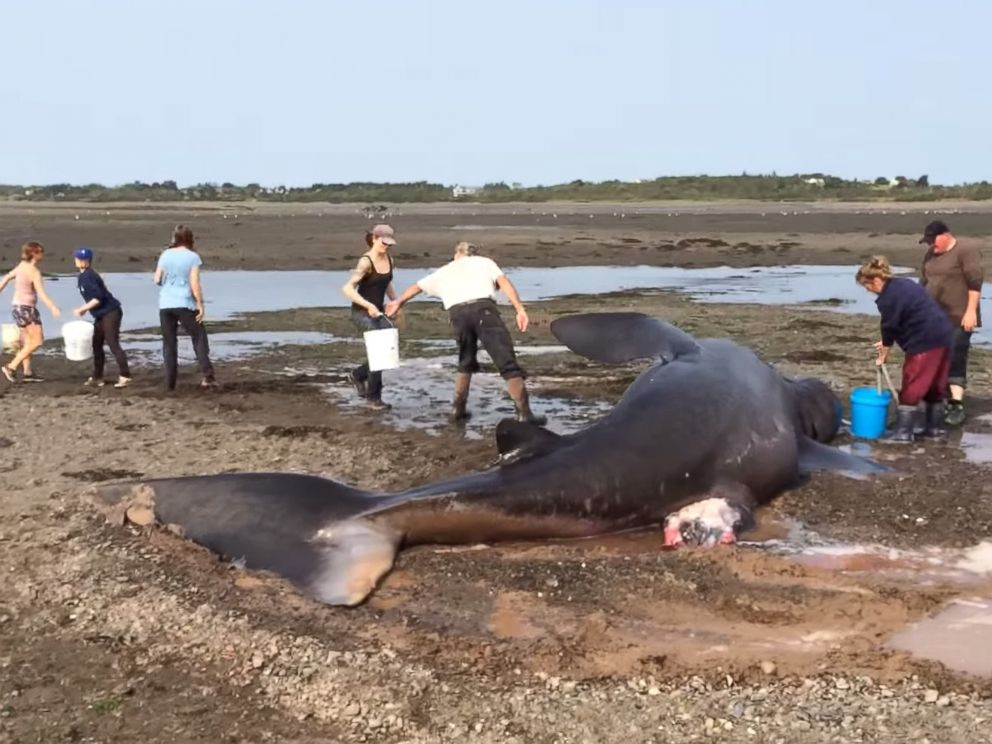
[875,363,899,400]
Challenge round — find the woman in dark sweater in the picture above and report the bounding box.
[72,246,132,388]
[857,256,953,441]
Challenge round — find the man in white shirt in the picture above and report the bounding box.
[385,242,546,425]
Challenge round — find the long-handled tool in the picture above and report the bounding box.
[876,362,899,401]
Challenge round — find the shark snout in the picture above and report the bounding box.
[662,497,749,548]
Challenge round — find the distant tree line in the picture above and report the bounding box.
[1,173,990,203]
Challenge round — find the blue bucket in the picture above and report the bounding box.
[849,386,892,439]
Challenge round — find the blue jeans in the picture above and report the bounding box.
[351,311,389,400]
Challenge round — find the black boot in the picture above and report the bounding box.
[883,404,917,443]
[507,377,547,425]
[945,400,966,428]
[350,368,367,398]
[920,401,948,440]
[449,373,472,423]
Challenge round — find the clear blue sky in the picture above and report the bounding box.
[3,0,990,187]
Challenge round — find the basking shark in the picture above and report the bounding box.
[89,312,883,606]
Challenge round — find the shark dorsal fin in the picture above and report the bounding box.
[550,312,700,364]
[495,419,562,464]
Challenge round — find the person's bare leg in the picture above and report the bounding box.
[4,325,41,379]
[19,329,31,375]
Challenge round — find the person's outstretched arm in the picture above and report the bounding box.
[495,275,528,332]
[385,283,422,317]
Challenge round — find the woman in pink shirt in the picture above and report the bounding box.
[0,241,62,382]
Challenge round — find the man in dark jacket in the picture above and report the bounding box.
[72,246,132,388]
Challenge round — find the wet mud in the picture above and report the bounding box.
[3,203,992,742]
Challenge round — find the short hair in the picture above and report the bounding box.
[170,224,195,248]
[21,241,44,261]
[455,241,478,256]
[856,255,892,283]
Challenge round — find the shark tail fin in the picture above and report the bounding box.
[86,472,401,607]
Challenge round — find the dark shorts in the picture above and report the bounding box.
[448,299,525,379]
[949,327,972,387]
[900,346,950,406]
[11,305,40,328]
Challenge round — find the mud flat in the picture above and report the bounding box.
[2,199,992,274]
[2,278,992,742]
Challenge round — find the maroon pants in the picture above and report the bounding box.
[899,346,950,405]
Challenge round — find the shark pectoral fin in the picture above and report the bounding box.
[797,436,891,480]
[495,419,563,463]
[307,520,401,607]
[550,312,700,364]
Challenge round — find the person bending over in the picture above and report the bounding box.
[857,255,953,442]
[386,241,546,425]
[72,246,132,388]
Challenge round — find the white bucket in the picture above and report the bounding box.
[1,323,20,352]
[363,327,400,372]
[62,320,95,361]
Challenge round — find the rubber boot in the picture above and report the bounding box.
[883,404,917,443]
[912,402,926,437]
[945,399,966,428]
[507,377,547,425]
[919,401,948,440]
[449,373,472,423]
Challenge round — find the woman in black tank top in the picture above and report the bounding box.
[350,252,393,314]
[341,224,398,409]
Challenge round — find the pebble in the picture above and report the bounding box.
[760,661,777,675]
[924,689,940,704]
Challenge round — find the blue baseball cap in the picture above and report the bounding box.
[73,246,93,261]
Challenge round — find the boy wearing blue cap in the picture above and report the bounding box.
[72,247,132,388]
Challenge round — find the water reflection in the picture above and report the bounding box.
[34,264,987,344]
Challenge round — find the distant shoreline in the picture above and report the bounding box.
[3,173,989,206]
[4,198,992,215]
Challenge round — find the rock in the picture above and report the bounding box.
[924,689,939,704]
[835,678,850,690]
[760,661,777,676]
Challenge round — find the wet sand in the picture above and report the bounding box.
[2,203,992,743]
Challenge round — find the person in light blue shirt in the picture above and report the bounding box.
[154,224,216,390]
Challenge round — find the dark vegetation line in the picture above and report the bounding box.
[2,173,990,203]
